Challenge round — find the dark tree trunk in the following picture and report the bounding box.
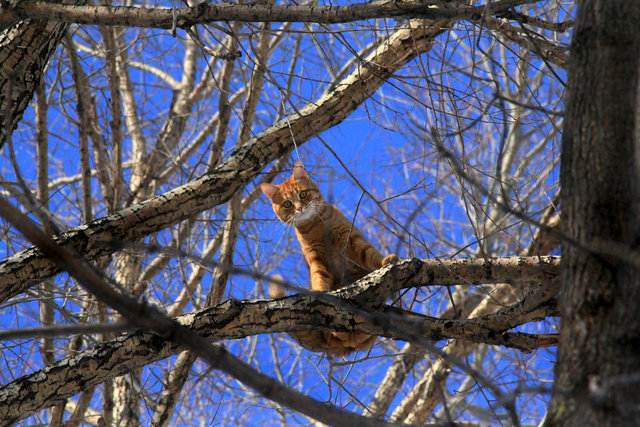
[0,9,70,148]
[549,1,640,425]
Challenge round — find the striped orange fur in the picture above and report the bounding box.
[261,162,397,356]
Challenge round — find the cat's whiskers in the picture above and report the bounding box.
[275,217,292,234]
[290,199,327,225]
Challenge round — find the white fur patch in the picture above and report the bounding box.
[292,205,318,224]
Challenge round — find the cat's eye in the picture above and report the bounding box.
[283,200,293,209]
[299,190,308,199]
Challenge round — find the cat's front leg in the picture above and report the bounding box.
[351,232,398,271]
[308,261,334,291]
[302,245,336,291]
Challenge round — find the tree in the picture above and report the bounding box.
[0,0,588,425]
[548,1,640,425]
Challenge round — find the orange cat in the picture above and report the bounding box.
[261,161,397,356]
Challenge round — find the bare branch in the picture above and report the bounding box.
[11,0,542,27]
[478,16,569,68]
[0,322,135,340]
[0,255,559,421]
[0,18,448,303]
[0,193,394,427]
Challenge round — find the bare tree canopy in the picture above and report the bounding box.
[1,0,633,425]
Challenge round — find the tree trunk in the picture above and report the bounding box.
[549,1,640,425]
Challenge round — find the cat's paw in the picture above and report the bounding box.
[268,274,286,298]
[382,254,399,266]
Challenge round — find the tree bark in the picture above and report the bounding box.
[548,1,640,425]
[10,0,540,27]
[0,6,71,148]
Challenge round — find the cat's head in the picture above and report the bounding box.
[260,162,325,226]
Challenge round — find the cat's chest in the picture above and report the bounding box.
[298,226,362,272]
[296,219,350,249]
[296,221,368,285]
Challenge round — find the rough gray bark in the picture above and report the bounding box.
[0,256,559,423]
[0,5,71,148]
[548,1,640,425]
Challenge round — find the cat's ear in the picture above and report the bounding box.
[260,183,279,201]
[293,161,309,181]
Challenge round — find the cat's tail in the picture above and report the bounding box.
[288,330,374,357]
[267,274,286,299]
[267,274,374,356]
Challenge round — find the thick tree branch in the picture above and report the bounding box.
[340,256,560,305]
[0,19,448,303]
[0,256,559,422]
[7,0,542,27]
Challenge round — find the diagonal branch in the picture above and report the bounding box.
[477,15,569,68]
[0,18,449,304]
